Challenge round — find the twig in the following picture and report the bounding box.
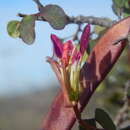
[18,12,116,28]
[114,80,130,127]
[33,0,44,11]
[18,0,116,28]
[72,23,82,41]
[67,15,116,27]
[31,0,116,27]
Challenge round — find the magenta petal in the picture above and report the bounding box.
[80,24,90,55]
[51,34,63,58]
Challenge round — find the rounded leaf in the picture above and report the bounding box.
[20,15,36,45]
[7,20,20,38]
[95,108,116,130]
[42,4,67,30]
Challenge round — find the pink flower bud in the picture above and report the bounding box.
[80,24,90,55]
[51,34,63,58]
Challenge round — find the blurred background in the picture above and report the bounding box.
[0,0,130,130]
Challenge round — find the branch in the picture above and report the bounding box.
[33,0,44,11]
[67,15,116,27]
[19,0,114,28]
[18,0,116,29]
[72,23,82,41]
[18,13,116,28]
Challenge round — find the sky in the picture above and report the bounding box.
[0,0,116,95]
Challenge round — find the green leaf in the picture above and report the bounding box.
[112,3,122,17]
[112,0,130,18]
[87,40,96,54]
[79,119,96,130]
[7,20,20,38]
[123,7,130,17]
[95,108,116,130]
[20,15,36,45]
[124,0,130,9]
[123,12,130,17]
[42,4,67,30]
[112,0,125,8]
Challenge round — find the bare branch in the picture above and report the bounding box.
[18,12,116,28]
[67,15,116,27]
[33,0,44,11]
[31,0,116,27]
